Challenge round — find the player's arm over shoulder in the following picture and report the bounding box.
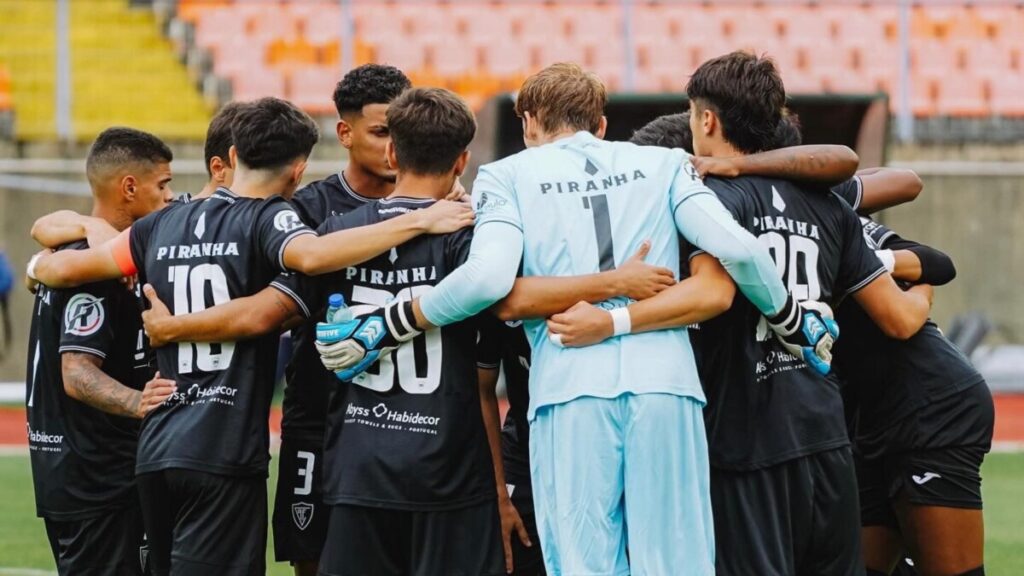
[32,228,136,288]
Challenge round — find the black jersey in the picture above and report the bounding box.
[128,188,314,477]
[689,176,885,471]
[477,316,532,486]
[832,232,983,445]
[282,173,373,440]
[830,176,863,212]
[292,197,494,510]
[26,241,153,520]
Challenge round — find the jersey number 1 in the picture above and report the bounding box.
[583,194,615,271]
[168,264,236,373]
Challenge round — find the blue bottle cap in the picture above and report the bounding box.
[328,293,345,308]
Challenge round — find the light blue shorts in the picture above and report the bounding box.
[530,393,714,576]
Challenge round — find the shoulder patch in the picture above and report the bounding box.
[64,293,105,337]
[274,209,304,233]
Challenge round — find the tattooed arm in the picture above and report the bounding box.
[690,145,859,186]
[61,353,176,419]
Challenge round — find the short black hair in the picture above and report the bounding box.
[772,110,803,149]
[86,127,173,187]
[686,51,786,154]
[332,64,411,118]
[203,102,245,177]
[629,112,694,153]
[386,87,476,176]
[231,98,320,171]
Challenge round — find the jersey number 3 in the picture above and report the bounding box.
[168,264,236,373]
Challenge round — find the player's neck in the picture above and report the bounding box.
[390,172,453,201]
[705,139,744,159]
[91,203,132,232]
[531,128,583,146]
[194,181,217,200]
[344,164,393,199]
[230,170,293,200]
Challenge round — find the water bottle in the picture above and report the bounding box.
[326,293,352,323]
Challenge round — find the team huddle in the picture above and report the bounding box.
[22,52,993,576]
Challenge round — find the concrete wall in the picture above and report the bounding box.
[881,173,1024,342]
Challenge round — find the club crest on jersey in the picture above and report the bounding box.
[292,502,314,531]
[273,210,303,233]
[64,293,105,336]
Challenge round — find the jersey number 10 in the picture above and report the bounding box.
[168,264,236,373]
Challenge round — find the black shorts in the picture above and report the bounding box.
[272,435,327,563]
[136,469,266,576]
[45,502,146,576]
[506,480,545,576]
[857,382,994,528]
[711,447,864,576]
[318,500,506,576]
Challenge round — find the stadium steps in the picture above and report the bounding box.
[0,0,210,141]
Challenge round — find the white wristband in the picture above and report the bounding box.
[609,307,632,337]
[875,249,896,274]
[26,253,41,281]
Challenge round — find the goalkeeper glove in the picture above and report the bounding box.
[766,295,840,376]
[315,299,422,381]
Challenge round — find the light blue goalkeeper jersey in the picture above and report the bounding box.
[473,131,715,419]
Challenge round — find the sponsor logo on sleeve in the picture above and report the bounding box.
[64,293,105,337]
[274,210,304,233]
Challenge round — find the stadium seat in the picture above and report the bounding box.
[232,67,286,101]
[935,76,989,116]
[989,74,1024,116]
[287,66,338,114]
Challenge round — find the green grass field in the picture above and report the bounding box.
[1,452,1022,574]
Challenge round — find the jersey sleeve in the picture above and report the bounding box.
[858,217,897,250]
[59,282,117,360]
[476,315,503,370]
[255,198,316,273]
[668,152,716,213]
[837,203,887,297]
[831,176,863,211]
[291,184,326,228]
[269,271,318,320]
[472,161,522,232]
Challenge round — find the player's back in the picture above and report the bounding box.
[315,198,494,510]
[477,131,704,417]
[129,187,313,476]
[692,176,885,470]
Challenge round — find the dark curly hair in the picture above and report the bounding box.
[332,64,412,118]
[629,112,694,154]
[772,109,803,149]
[686,51,785,154]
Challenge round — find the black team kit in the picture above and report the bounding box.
[283,197,504,576]
[26,240,153,575]
[272,172,373,563]
[689,175,885,576]
[125,189,314,575]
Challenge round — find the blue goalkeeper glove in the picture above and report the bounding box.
[315,299,422,381]
[766,295,840,376]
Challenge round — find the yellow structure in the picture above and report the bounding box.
[0,0,210,140]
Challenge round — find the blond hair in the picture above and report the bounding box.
[515,62,606,135]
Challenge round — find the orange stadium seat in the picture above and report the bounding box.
[172,1,1024,118]
[989,74,1024,116]
[287,66,339,114]
[936,76,990,116]
[232,67,286,101]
